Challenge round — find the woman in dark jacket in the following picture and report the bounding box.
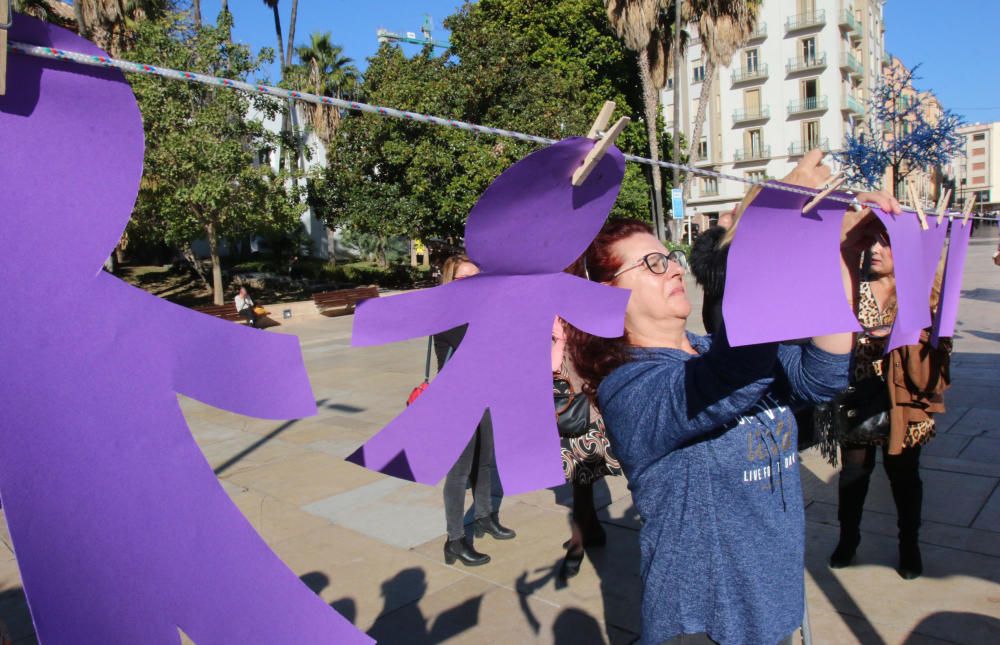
[435,255,515,567]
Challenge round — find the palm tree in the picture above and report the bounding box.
[12,0,75,28]
[71,0,167,55]
[605,0,685,240]
[684,0,761,182]
[288,32,359,146]
[262,0,286,70]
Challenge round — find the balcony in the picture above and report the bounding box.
[789,138,830,156]
[734,145,772,162]
[840,51,863,77]
[839,9,861,37]
[732,63,769,84]
[785,10,825,32]
[786,52,827,74]
[842,94,865,116]
[788,96,829,115]
[747,22,767,41]
[732,106,771,123]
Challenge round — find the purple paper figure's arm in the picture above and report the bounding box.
[724,187,862,346]
[878,210,934,352]
[101,273,316,419]
[549,272,632,338]
[352,280,472,347]
[931,221,973,346]
[886,219,949,349]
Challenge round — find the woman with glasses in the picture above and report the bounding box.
[564,150,902,645]
[435,255,516,567]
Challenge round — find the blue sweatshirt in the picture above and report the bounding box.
[598,330,849,645]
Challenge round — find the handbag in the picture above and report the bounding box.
[831,376,892,444]
[553,371,590,439]
[407,337,451,406]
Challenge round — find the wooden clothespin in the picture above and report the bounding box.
[906,182,928,230]
[573,100,630,186]
[801,172,845,213]
[961,194,977,225]
[935,188,952,226]
[0,0,11,96]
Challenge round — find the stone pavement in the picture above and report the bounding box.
[1,233,999,644]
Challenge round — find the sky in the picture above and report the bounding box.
[201,1,999,124]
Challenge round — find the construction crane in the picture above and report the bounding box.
[376,14,449,50]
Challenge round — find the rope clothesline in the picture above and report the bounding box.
[7,39,996,222]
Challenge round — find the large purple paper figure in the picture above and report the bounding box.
[349,138,630,494]
[0,17,367,644]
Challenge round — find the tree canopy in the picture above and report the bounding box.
[312,0,668,256]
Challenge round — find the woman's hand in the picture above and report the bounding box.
[855,190,901,215]
[781,149,833,189]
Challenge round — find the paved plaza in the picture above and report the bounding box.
[1,232,999,644]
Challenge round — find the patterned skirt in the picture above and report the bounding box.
[560,416,622,485]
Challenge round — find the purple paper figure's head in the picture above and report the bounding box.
[464,137,626,275]
[0,16,144,285]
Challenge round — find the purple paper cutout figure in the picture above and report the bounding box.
[874,209,935,354]
[931,220,973,346]
[0,17,368,644]
[884,218,949,350]
[723,186,862,346]
[348,138,630,494]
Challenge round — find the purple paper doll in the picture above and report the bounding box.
[872,209,937,353]
[931,219,973,346]
[348,138,631,495]
[0,17,367,644]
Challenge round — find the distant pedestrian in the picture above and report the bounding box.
[436,255,516,567]
[235,287,259,328]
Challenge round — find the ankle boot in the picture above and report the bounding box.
[443,538,490,566]
[898,540,923,580]
[829,531,860,568]
[474,512,516,540]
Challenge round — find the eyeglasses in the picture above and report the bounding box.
[612,251,682,279]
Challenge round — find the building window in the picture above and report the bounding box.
[973,189,990,204]
[972,133,985,141]
[701,177,719,194]
[973,162,986,171]
[801,37,816,63]
[745,48,759,72]
[698,138,709,159]
[972,147,985,156]
[748,128,763,155]
[746,170,768,183]
[694,64,706,82]
[972,176,985,185]
[803,120,821,148]
[667,77,673,90]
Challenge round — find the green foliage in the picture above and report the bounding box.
[126,11,304,295]
[313,0,663,247]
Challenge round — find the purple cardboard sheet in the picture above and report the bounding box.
[885,218,949,350]
[931,220,973,345]
[350,138,630,494]
[879,210,935,353]
[722,187,862,346]
[0,16,367,644]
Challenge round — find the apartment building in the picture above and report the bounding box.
[947,122,1000,213]
[663,0,886,227]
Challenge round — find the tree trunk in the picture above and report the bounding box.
[639,49,666,241]
[686,60,716,199]
[286,0,298,67]
[271,6,286,71]
[192,0,201,27]
[206,222,225,305]
[183,243,211,291]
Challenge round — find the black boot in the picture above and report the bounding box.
[886,447,924,580]
[830,447,874,569]
[898,540,923,580]
[443,538,490,566]
[474,512,516,540]
[829,531,861,569]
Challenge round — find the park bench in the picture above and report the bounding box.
[193,303,249,324]
[312,286,379,316]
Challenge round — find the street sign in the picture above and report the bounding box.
[671,188,685,220]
